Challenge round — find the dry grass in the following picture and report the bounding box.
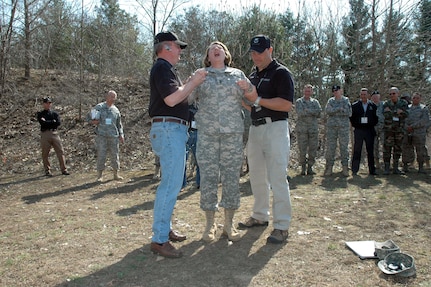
[1,166,431,287]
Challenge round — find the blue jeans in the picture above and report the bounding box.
[150,122,188,243]
[183,129,200,187]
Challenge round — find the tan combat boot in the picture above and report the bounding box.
[113,169,123,180]
[222,209,241,241]
[97,170,103,182]
[300,164,306,175]
[307,164,316,175]
[342,166,349,177]
[202,211,217,242]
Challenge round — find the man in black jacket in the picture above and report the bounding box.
[350,88,379,175]
[37,97,70,176]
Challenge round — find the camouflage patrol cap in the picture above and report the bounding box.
[374,240,400,260]
[378,252,416,277]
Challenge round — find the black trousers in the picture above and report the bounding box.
[351,128,376,174]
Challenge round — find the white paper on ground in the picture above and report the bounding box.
[345,240,378,259]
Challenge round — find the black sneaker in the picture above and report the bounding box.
[45,171,53,177]
[267,229,289,244]
[62,170,70,175]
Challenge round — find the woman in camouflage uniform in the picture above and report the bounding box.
[191,41,251,242]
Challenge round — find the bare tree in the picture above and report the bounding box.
[0,0,18,92]
[134,0,190,37]
[23,0,51,79]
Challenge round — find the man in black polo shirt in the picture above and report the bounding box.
[148,31,206,258]
[237,35,294,244]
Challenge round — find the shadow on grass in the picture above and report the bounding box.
[21,181,101,204]
[90,174,155,200]
[0,174,48,189]
[55,227,283,287]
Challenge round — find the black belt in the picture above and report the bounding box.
[152,117,188,126]
[252,117,286,126]
[41,129,57,132]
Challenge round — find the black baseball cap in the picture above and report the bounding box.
[249,35,271,53]
[154,31,187,49]
[42,97,52,103]
[371,90,380,95]
[332,85,341,92]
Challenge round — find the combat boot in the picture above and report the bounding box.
[300,164,306,175]
[222,209,241,241]
[113,169,123,180]
[418,162,427,174]
[202,211,217,242]
[342,166,349,177]
[393,162,405,175]
[375,160,381,170]
[307,164,316,175]
[97,170,103,182]
[383,162,390,175]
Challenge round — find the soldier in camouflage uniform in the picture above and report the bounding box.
[88,90,125,182]
[324,85,352,177]
[191,41,250,242]
[401,92,430,173]
[382,87,409,175]
[295,84,322,175]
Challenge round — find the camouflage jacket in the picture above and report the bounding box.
[295,97,322,132]
[325,96,352,128]
[382,99,408,132]
[405,103,430,135]
[88,102,124,138]
[193,66,249,134]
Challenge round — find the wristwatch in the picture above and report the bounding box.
[253,96,261,107]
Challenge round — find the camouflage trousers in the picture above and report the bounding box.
[297,130,318,166]
[325,125,350,166]
[383,131,404,163]
[374,129,384,164]
[96,135,120,171]
[197,132,243,211]
[402,133,427,164]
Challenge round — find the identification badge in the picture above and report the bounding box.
[191,121,196,129]
[393,117,399,122]
[255,106,262,112]
[361,117,368,124]
[105,118,112,125]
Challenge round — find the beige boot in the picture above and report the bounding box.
[113,169,123,180]
[324,165,333,176]
[300,164,306,175]
[222,209,241,241]
[202,211,217,242]
[97,170,103,182]
[342,166,349,177]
